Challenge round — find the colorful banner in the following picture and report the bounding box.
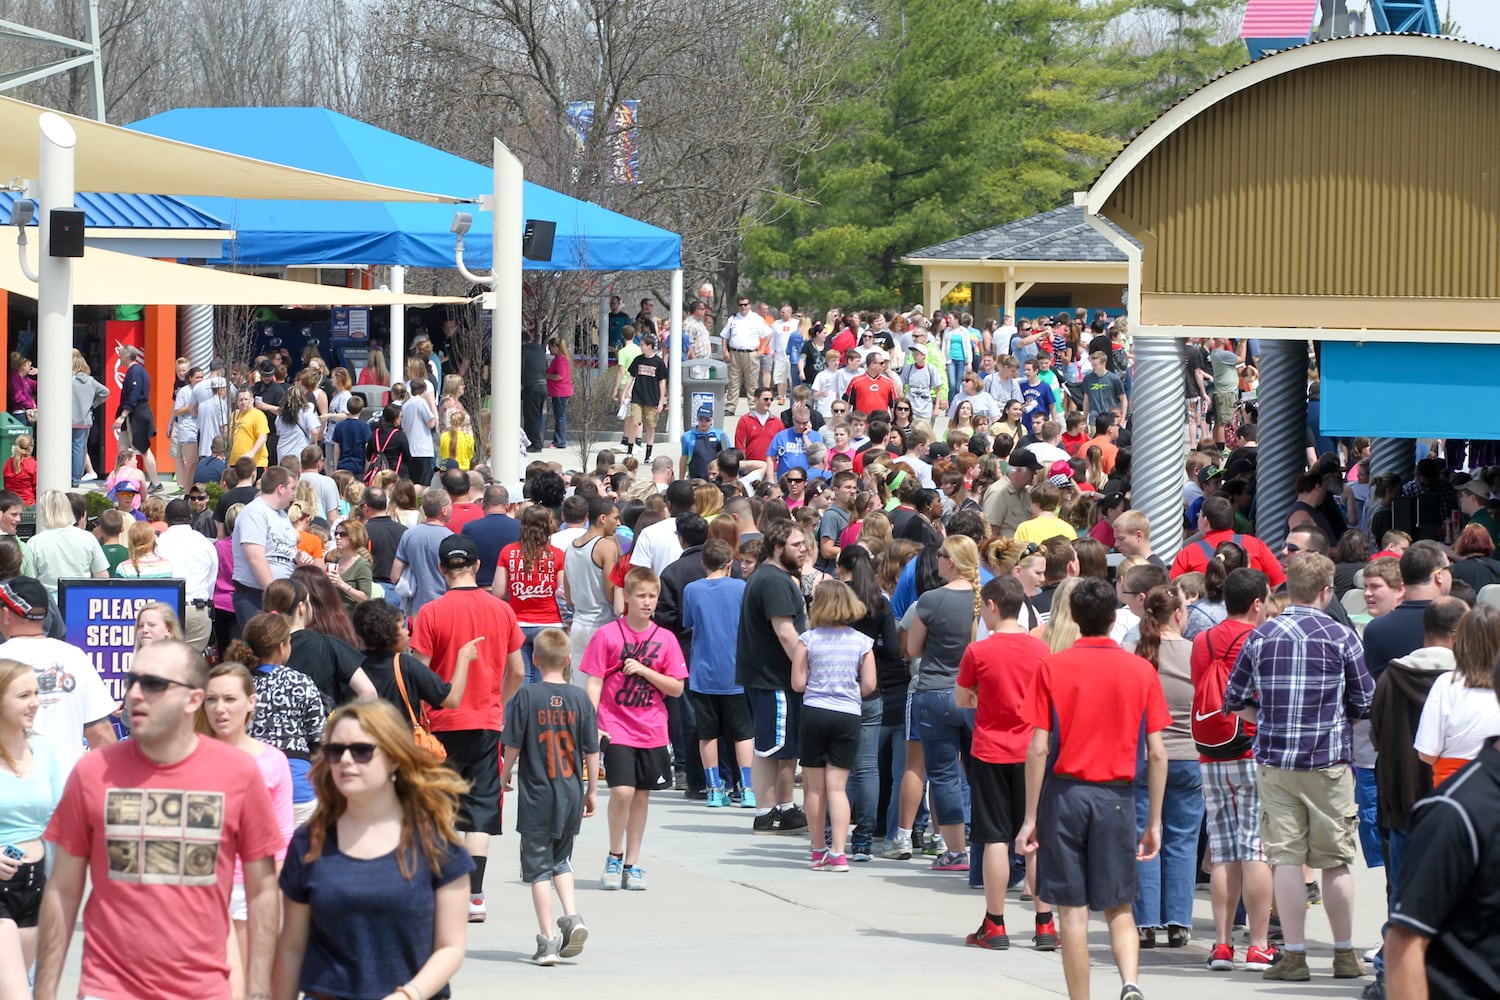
[564,100,641,185]
[102,319,145,474]
[59,577,186,740]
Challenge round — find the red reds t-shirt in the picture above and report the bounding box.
[957,631,1052,764]
[498,542,564,625]
[844,374,899,415]
[1024,636,1172,782]
[412,586,525,732]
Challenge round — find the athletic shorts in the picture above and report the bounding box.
[518,831,575,884]
[128,405,156,453]
[798,704,860,770]
[688,690,753,742]
[1200,758,1265,864]
[903,679,920,742]
[1257,763,1357,869]
[0,860,44,927]
[748,687,802,760]
[1036,779,1137,911]
[436,728,503,835]
[603,742,672,791]
[628,403,659,433]
[969,760,1027,845]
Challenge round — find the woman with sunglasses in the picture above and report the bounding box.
[274,700,471,1000]
[891,401,914,431]
[327,518,375,612]
[195,662,294,1000]
[780,470,809,510]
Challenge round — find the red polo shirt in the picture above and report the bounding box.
[1024,636,1171,783]
[734,411,784,463]
[1170,528,1286,588]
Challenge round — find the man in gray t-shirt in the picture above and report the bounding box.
[392,490,453,615]
[230,466,302,623]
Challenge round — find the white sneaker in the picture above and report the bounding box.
[881,833,913,860]
[468,893,487,922]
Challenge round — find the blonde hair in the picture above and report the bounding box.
[694,483,723,518]
[807,579,867,628]
[72,349,91,376]
[8,435,32,472]
[1042,577,1083,653]
[942,534,983,626]
[531,627,572,681]
[0,659,33,772]
[134,602,183,651]
[125,520,157,572]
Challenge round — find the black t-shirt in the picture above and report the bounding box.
[502,682,599,837]
[1362,600,1432,682]
[361,650,451,726]
[1390,741,1500,999]
[215,484,259,525]
[287,630,366,712]
[1184,343,1210,398]
[735,562,807,691]
[628,354,667,407]
[364,516,408,582]
[801,339,830,379]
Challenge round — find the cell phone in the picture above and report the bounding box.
[1,845,22,861]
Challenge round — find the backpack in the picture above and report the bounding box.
[1196,533,1243,561]
[364,428,401,485]
[1191,625,1254,760]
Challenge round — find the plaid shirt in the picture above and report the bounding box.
[1223,603,1374,771]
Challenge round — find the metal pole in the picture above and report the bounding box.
[389,265,405,394]
[1369,436,1415,484]
[491,139,523,484]
[1254,339,1310,553]
[85,0,106,121]
[1127,337,1187,561]
[36,112,76,498]
[184,304,214,369]
[667,268,683,447]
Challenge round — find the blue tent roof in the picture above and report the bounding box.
[0,191,225,229]
[127,107,681,272]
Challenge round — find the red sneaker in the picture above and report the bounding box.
[1033,919,1059,951]
[1208,943,1235,971]
[1245,944,1281,971]
[965,918,1010,950]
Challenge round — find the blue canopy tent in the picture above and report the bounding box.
[127,107,681,272]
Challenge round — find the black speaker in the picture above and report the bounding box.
[522,219,555,262]
[49,208,86,258]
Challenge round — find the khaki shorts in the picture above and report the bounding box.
[1212,389,1237,426]
[1257,763,1357,869]
[628,403,660,432]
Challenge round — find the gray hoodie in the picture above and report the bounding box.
[71,371,108,427]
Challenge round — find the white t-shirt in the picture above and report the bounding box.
[274,405,320,460]
[401,396,437,458]
[0,634,115,772]
[1414,671,1500,761]
[632,516,683,577]
[811,370,840,418]
[771,319,798,355]
[173,384,199,442]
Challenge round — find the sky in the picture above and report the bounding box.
[1445,0,1500,47]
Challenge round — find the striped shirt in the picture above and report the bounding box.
[800,627,873,715]
[1223,603,1374,771]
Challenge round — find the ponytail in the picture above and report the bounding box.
[1133,584,1183,669]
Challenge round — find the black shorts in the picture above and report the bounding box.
[1036,779,1137,911]
[969,760,1027,845]
[518,831,575,884]
[0,861,44,927]
[603,743,672,791]
[128,405,155,453]
[436,728,503,835]
[798,704,861,770]
[748,687,802,760]
[688,690,753,742]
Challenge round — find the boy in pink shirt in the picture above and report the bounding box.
[580,566,687,892]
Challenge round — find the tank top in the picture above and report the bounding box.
[565,534,616,628]
[1287,500,1335,542]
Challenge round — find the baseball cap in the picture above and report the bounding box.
[1198,464,1223,487]
[0,577,48,621]
[108,481,139,499]
[696,404,713,421]
[1008,450,1041,471]
[438,535,480,569]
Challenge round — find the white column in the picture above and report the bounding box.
[667,268,683,447]
[1127,337,1187,561]
[36,112,77,498]
[184,304,214,369]
[491,140,523,484]
[388,265,405,390]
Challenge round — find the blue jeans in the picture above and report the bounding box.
[71,427,88,483]
[847,695,882,847]
[519,625,547,685]
[946,360,967,395]
[549,395,569,448]
[1133,758,1205,929]
[1374,827,1411,978]
[880,723,929,835]
[913,687,972,828]
[1355,766,1383,868]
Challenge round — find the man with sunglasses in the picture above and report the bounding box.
[35,639,283,1000]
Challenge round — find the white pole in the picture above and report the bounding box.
[389,265,405,392]
[491,140,523,484]
[667,268,683,446]
[36,112,76,497]
[184,304,214,369]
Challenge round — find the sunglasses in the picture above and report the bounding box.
[334,530,349,538]
[895,406,911,411]
[125,671,195,694]
[786,477,806,484]
[322,742,378,764]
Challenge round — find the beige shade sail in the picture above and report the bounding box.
[0,235,466,306]
[0,95,471,204]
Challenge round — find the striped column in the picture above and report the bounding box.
[1129,337,1187,561]
[1369,436,1415,484]
[184,304,214,369]
[1254,339,1309,553]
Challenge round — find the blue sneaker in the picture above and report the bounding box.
[706,788,731,808]
[850,843,873,863]
[600,855,623,890]
[623,865,647,890]
[740,789,757,809]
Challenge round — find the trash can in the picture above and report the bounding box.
[0,413,28,467]
[682,346,729,431]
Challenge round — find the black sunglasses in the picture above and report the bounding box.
[125,671,196,694]
[334,530,349,538]
[323,742,378,764]
[1021,542,1041,558]
[786,477,806,484]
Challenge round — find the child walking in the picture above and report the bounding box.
[580,566,687,891]
[680,539,755,808]
[790,580,876,871]
[502,629,601,966]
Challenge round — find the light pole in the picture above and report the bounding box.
[37,112,77,497]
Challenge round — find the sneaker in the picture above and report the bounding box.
[911,827,927,853]
[1361,981,1387,999]
[924,834,945,857]
[1305,880,1322,907]
[931,851,970,872]
[1262,949,1310,981]
[674,772,688,791]
[1363,945,1380,962]
[778,804,809,834]
[532,934,560,966]
[739,789,757,809]
[600,855,624,890]
[822,852,849,872]
[1033,919,1059,951]
[881,833,913,860]
[468,893,487,923]
[810,849,828,869]
[1208,943,1235,971]
[1245,944,1281,971]
[706,789,731,807]
[557,914,589,958]
[966,918,1009,950]
[1120,985,1145,1000]
[623,865,647,890]
[1138,927,1156,949]
[752,808,782,834]
[1166,924,1191,948]
[1333,947,1366,979]
[850,843,873,863]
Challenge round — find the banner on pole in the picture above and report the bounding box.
[564,100,641,185]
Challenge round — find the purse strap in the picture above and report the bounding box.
[391,655,425,728]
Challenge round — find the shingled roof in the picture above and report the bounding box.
[906,204,1138,263]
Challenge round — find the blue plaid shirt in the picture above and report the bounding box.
[1223,603,1374,771]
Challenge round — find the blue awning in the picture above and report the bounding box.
[0,191,226,229]
[127,107,681,273]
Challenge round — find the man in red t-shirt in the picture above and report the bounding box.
[733,387,784,463]
[443,468,485,533]
[37,641,283,1000]
[1171,495,1287,588]
[842,351,901,415]
[410,534,525,922]
[955,577,1057,951]
[1191,567,1279,972]
[1017,577,1170,1000]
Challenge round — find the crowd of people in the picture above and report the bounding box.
[3,307,1499,1000]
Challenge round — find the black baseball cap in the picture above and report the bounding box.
[1008,449,1042,471]
[0,577,48,621]
[439,535,480,569]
